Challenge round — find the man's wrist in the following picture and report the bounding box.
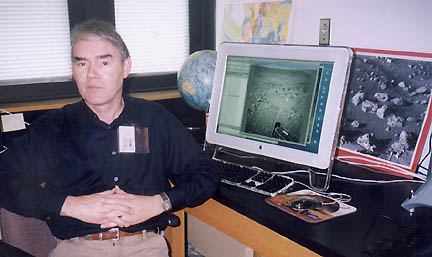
[159,192,172,212]
[60,196,74,217]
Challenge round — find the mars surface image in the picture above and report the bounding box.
[338,53,432,167]
[244,65,318,145]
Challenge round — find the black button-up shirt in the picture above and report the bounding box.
[0,96,219,239]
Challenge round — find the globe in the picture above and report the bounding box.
[177,50,217,111]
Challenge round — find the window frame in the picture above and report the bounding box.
[0,0,215,104]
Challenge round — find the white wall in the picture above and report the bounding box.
[216,0,432,53]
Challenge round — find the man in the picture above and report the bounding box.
[0,19,219,257]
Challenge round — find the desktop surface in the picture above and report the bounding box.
[211,160,432,257]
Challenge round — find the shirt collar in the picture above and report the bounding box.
[79,97,130,128]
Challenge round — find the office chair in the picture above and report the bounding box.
[0,208,56,257]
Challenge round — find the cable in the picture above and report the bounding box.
[416,129,432,174]
[292,180,353,203]
[0,145,7,154]
[212,142,426,181]
[277,168,424,184]
[331,173,424,184]
[0,109,12,114]
[336,155,425,179]
[250,166,353,203]
[273,168,425,204]
[417,165,429,176]
[212,145,425,203]
[0,108,28,154]
[269,169,353,202]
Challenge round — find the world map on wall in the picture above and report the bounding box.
[222,0,292,44]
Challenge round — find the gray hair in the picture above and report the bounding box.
[70,19,130,61]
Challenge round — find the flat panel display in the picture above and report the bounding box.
[206,43,352,169]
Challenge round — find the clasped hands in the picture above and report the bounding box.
[60,185,164,229]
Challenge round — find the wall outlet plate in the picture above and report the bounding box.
[319,18,331,45]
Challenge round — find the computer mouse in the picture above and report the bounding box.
[289,195,323,211]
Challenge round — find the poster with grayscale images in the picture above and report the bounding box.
[337,50,432,177]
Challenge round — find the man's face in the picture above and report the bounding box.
[72,37,131,109]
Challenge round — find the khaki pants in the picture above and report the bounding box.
[49,232,169,257]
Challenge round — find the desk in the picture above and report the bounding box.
[187,198,319,257]
[168,161,432,257]
[3,96,432,256]
[166,199,318,257]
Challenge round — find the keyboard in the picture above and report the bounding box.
[216,160,294,196]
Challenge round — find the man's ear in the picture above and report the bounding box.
[123,57,132,78]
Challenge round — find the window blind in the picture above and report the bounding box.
[0,0,71,86]
[114,0,190,75]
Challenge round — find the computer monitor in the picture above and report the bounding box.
[206,42,353,171]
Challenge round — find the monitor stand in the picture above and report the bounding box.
[308,166,333,192]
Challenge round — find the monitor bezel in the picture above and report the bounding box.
[206,42,353,169]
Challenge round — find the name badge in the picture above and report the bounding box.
[118,126,136,153]
[118,126,149,154]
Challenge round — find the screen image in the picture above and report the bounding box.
[216,55,334,154]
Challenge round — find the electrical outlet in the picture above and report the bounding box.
[319,18,331,45]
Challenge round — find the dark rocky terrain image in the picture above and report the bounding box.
[339,53,432,167]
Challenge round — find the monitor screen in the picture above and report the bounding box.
[206,43,353,169]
